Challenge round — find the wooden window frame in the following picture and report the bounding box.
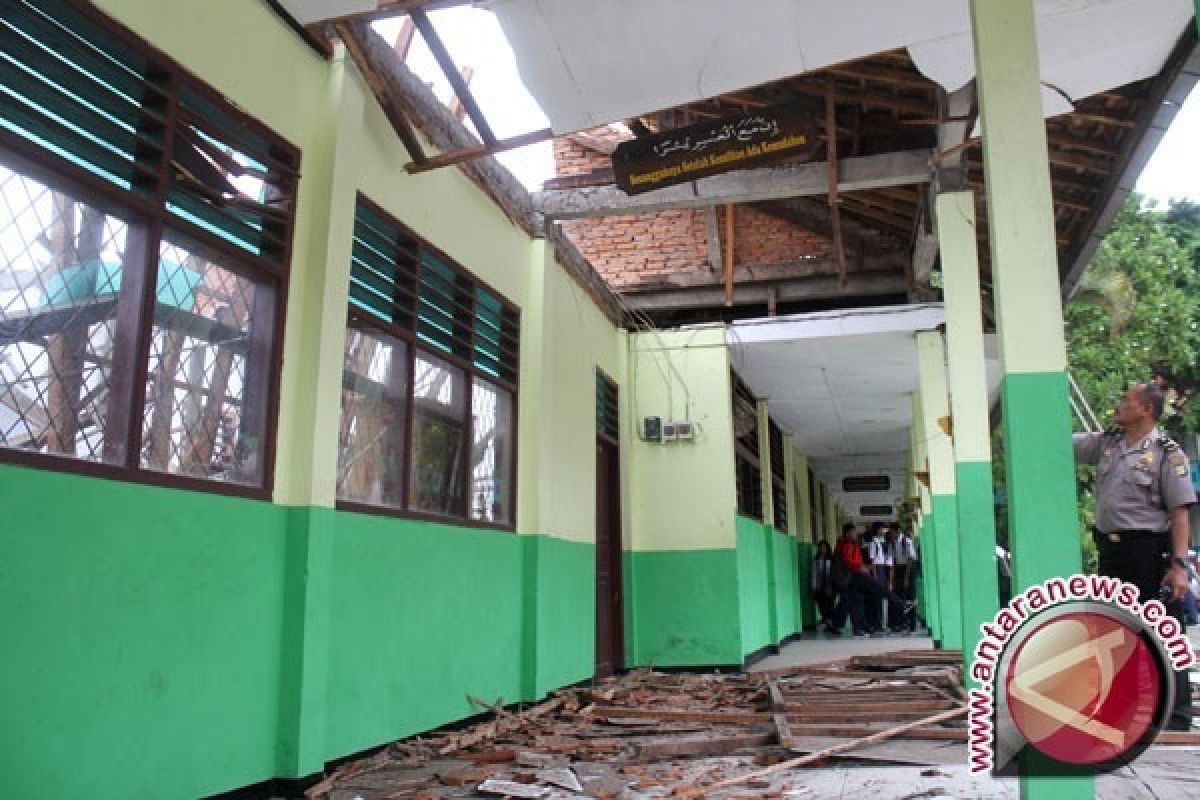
[731,370,762,521]
[768,418,788,533]
[0,0,298,501]
[335,193,520,532]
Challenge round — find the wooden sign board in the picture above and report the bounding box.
[612,103,819,195]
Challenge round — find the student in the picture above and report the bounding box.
[830,523,914,636]
[810,540,836,632]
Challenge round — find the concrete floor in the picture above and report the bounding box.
[739,632,1200,799]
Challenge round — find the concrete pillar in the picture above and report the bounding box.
[937,191,1000,677]
[271,51,363,777]
[912,390,942,642]
[793,445,812,543]
[917,334,963,651]
[969,1,1089,795]
[784,435,799,538]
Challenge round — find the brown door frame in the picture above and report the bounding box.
[595,371,624,676]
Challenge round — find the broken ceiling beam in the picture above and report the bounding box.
[635,253,906,290]
[622,272,908,312]
[405,127,554,173]
[344,20,539,235]
[1062,26,1199,297]
[534,149,933,220]
[336,21,427,163]
[408,7,495,145]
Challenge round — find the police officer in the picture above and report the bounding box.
[1073,382,1197,729]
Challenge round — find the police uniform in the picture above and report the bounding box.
[1073,426,1197,725]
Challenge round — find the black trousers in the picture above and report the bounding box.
[832,572,905,633]
[1093,531,1191,724]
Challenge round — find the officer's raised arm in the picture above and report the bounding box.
[1072,431,1105,465]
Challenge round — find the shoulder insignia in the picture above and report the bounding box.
[1161,437,1180,452]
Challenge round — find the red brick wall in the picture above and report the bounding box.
[554,128,833,290]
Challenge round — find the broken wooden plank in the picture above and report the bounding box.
[632,731,776,761]
[674,706,969,797]
[788,723,966,741]
[588,706,767,725]
[778,667,961,685]
[776,699,958,714]
[477,778,548,798]
[405,128,555,174]
[768,678,795,749]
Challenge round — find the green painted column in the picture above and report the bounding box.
[912,391,942,641]
[969,1,1089,796]
[917,332,962,652]
[784,435,798,538]
[937,190,1001,678]
[272,51,364,776]
[756,401,779,641]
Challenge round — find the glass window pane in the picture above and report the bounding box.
[410,351,466,515]
[139,232,273,485]
[337,324,407,508]
[0,165,132,463]
[470,378,512,524]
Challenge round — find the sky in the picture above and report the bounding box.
[377,8,1200,203]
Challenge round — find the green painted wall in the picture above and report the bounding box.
[736,516,772,656]
[772,530,801,637]
[796,541,816,628]
[324,514,594,758]
[0,466,289,799]
[623,549,742,666]
[0,463,597,798]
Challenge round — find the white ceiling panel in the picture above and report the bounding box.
[730,304,1002,519]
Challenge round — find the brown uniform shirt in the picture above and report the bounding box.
[1073,427,1197,533]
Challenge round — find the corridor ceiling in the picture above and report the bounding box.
[728,304,1002,519]
[490,0,1192,134]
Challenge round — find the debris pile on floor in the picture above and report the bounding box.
[306,649,1199,799]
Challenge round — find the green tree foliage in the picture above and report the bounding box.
[1066,195,1200,434]
[1061,195,1200,567]
[992,195,1200,573]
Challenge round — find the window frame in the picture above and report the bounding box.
[768,418,788,533]
[0,0,298,500]
[732,370,762,521]
[335,193,520,532]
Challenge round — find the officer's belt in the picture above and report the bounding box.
[1091,526,1168,544]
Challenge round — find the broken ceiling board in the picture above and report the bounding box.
[278,0,376,24]
[491,0,1193,134]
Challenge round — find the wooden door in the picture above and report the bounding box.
[595,435,624,676]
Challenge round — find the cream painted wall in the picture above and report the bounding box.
[353,96,531,306]
[793,449,813,543]
[521,245,623,543]
[94,0,349,506]
[628,326,736,552]
[91,0,626,529]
